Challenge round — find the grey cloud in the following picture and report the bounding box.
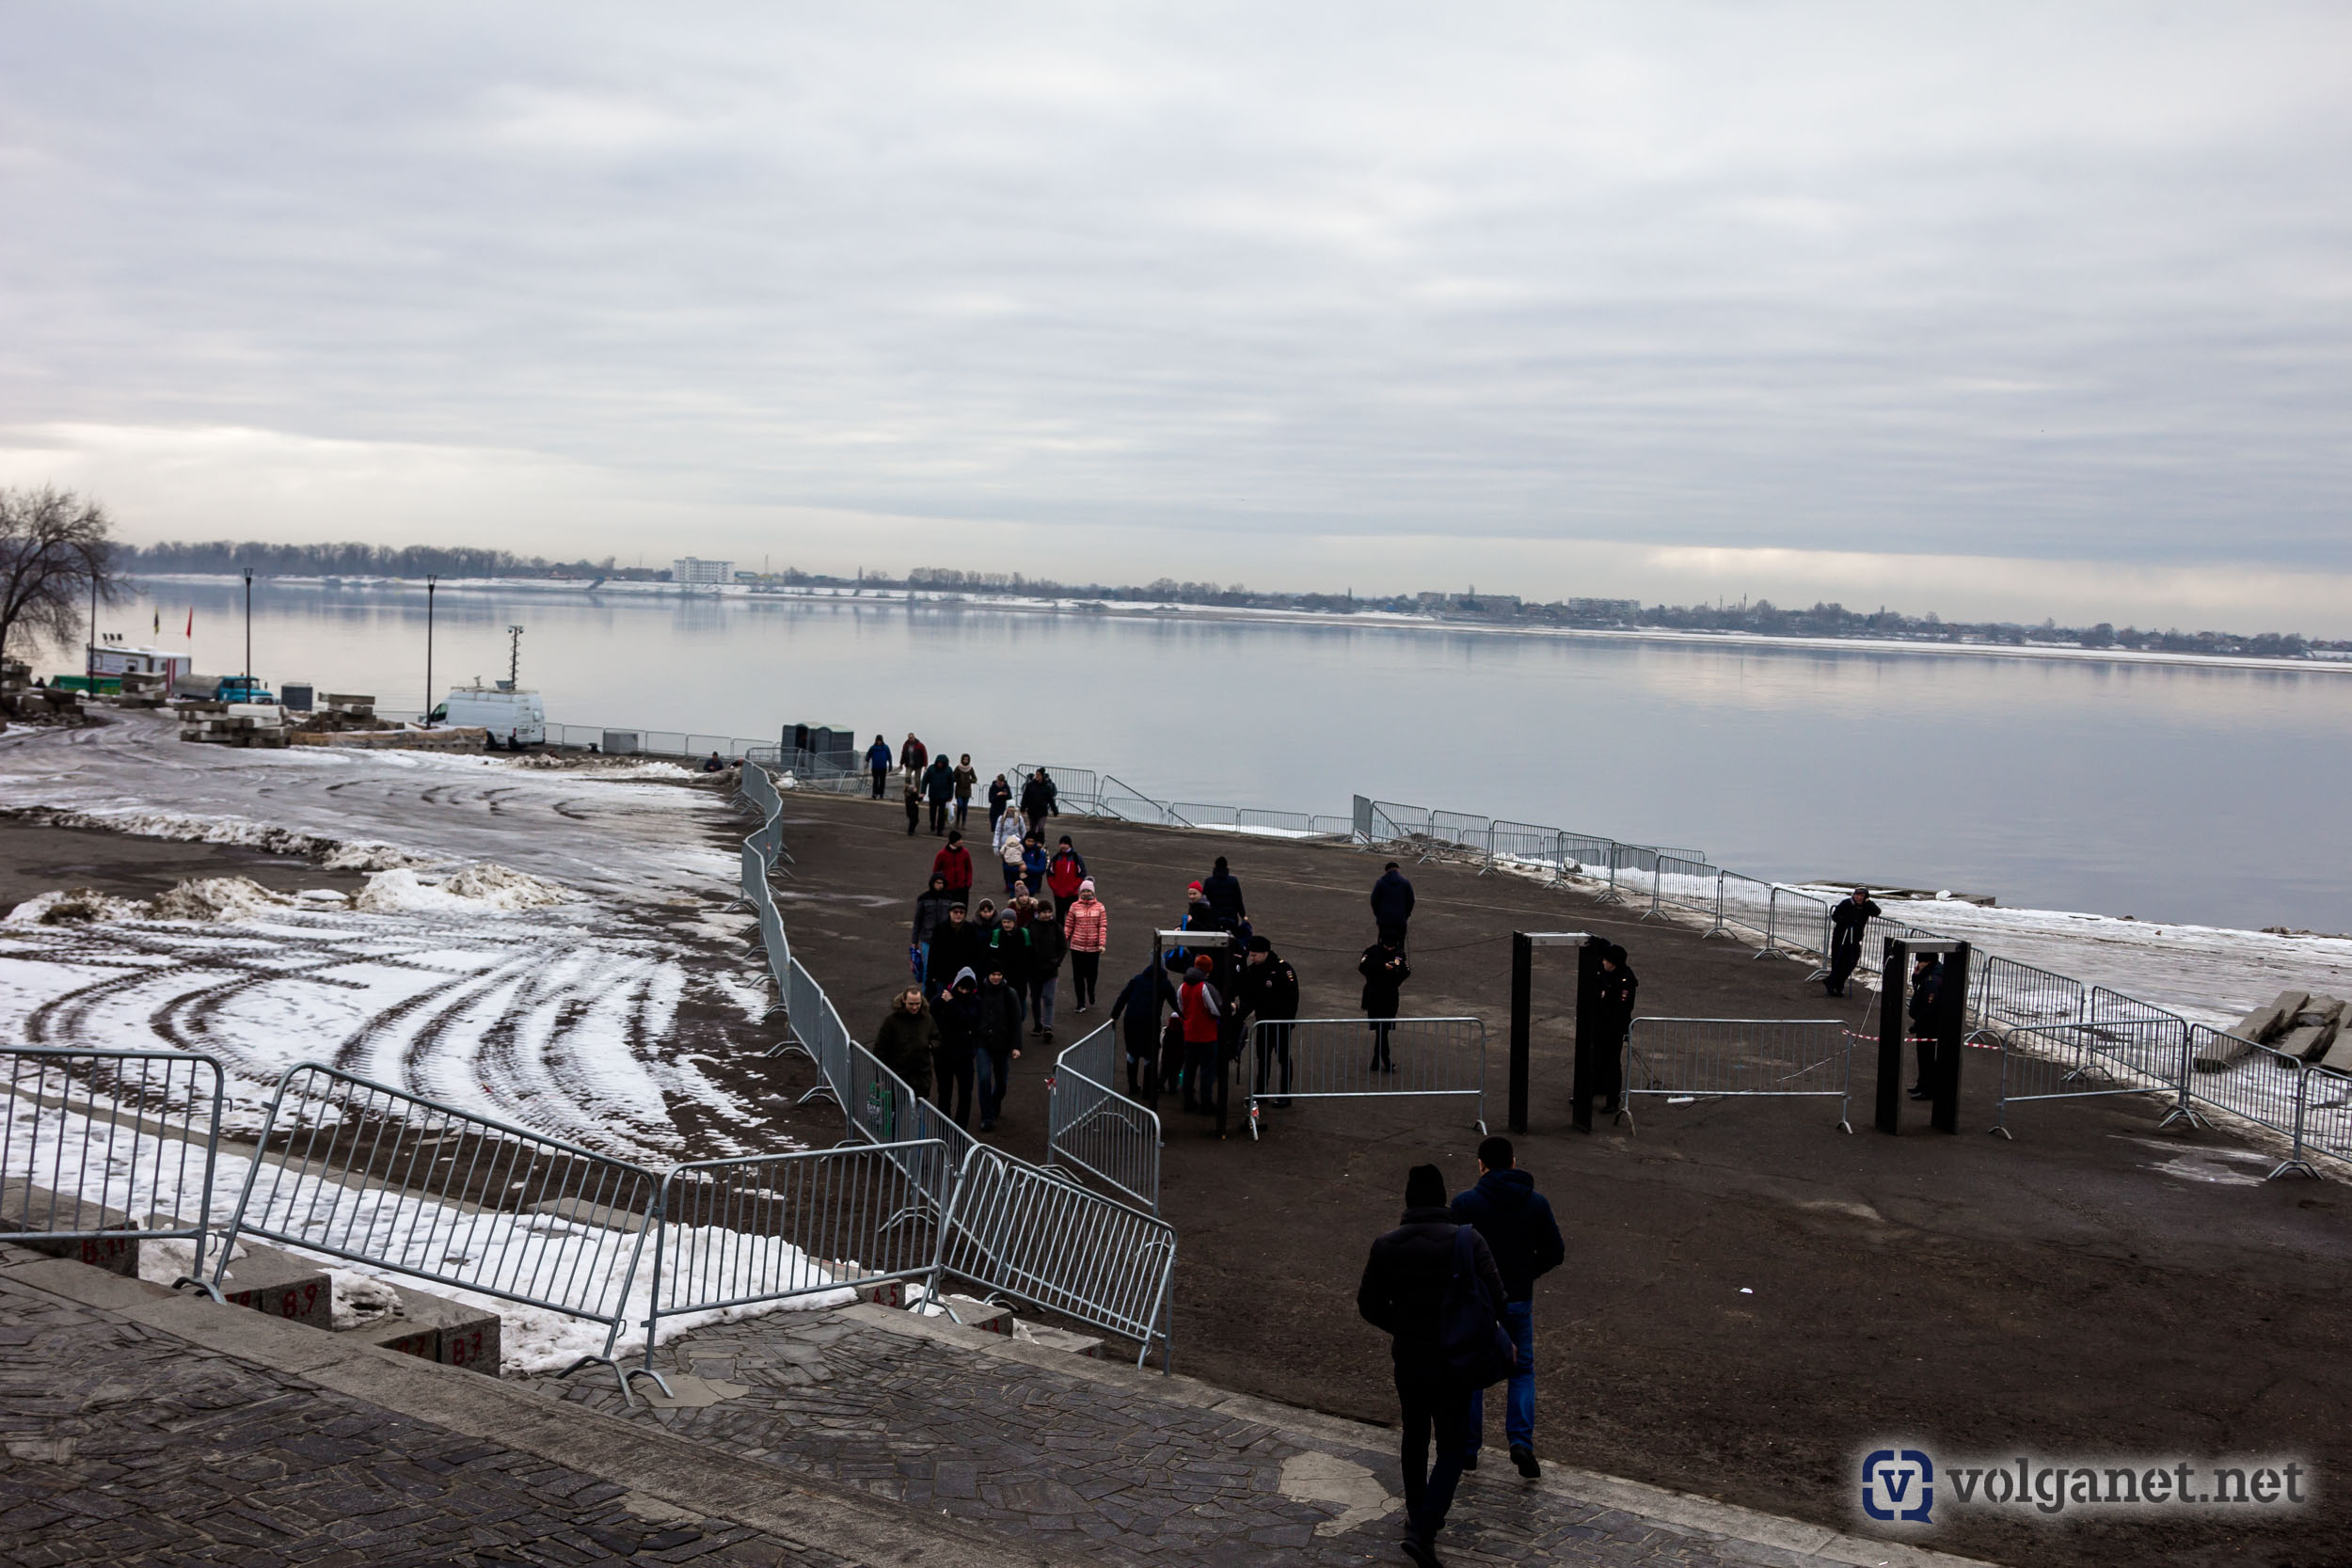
[1,2,2346,569]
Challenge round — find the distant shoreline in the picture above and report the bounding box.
[125,572,2351,679]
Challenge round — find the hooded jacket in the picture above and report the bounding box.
[1201,867,1247,921]
[1357,1209,1507,1372]
[927,918,986,993]
[1046,847,1087,902]
[1370,868,1416,927]
[935,973,983,1057]
[1019,774,1059,819]
[976,976,1025,1049]
[912,886,958,946]
[930,843,973,893]
[923,758,956,802]
[1450,1169,1565,1304]
[1110,966,1178,1052]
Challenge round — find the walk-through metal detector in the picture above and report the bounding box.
[1509,931,1594,1133]
[1151,927,1234,1132]
[1875,936,1971,1134]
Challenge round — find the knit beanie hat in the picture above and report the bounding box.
[1405,1164,1447,1209]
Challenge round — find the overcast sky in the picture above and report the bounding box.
[3,4,2348,627]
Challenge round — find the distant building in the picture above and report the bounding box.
[672,558,733,586]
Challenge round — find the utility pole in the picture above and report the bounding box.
[86,571,97,680]
[242,569,253,679]
[423,574,437,724]
[506,625,523,687]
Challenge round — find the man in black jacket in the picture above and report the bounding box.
[1451,1136,1565,1478]
[1237,935,1301,1105]
[975,965,1025,1132]
[1359,1164,1508,1567]
[1573,942,1637,1132]
[926,903,986,1003]
[1201,855,1247,923]
[1824,887,1881,998]
[1371,861,1416,948]
[1019,768,1059,838]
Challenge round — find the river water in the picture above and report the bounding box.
[95,577,2352,933]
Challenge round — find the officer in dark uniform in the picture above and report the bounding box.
[1906,953,1945,1101]
[1573,940,1639,1131]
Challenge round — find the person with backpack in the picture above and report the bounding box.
[1108,958,1176,1099]
[1045,835,1088,905]
[1451,1136,1565,1479]
[1063,880,1108,1011]
[865,734,892,799]
[981,907,1033,996]
[930,831,974,906]
[1358,1163,1511,1568]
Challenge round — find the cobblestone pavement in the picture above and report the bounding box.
[541,1307,1861,1568]
[0,1273,837,1568]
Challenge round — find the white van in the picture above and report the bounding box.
[430,685,546,745]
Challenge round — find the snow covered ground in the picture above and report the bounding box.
[0,712,776,1166]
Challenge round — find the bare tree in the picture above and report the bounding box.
[0,487,119,666]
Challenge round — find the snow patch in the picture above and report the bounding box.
[7,888,145,925]
[352,863,574,914]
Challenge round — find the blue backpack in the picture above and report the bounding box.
[1438,1225,1515,1388]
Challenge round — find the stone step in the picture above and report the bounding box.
[0,1179,142,1277]
[210,1240,334,1329]
[335,1278,502,1375]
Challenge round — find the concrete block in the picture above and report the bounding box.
[0,1180,141,1277]
[2318,1035,2352,1076]
[820,1260,910,1308]
[2193,1030,2260,1072]
[2278,1024,2329,1063]
[939,1293,1013,1336]
[214,1242,333,1329]
[338,1280,502,1375]
[1020,1324,1107,1359]
[2231,990,2307,1045]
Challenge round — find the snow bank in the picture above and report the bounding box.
[8,875,297,926]
[7,888,146,925]
[1,803,424,872]
[352,863,574,914]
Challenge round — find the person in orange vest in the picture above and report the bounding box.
[1177,955,1224,1119]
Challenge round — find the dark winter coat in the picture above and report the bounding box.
[871,1006,938,1097]
[934,988,982,1059]
[923,759,956,803]
[1595,964,1639,1039]
[1020,843,1050,890]
[866,741,892,771]
[1359,942,1411,1016]
[1357,1209,1508,1373]
[1909,962,1944,1032]
[1450,1169,1565,1304]
[987,778,1012,815]
[1237,954,1300,1022]
[1370,869,1416,927]
[1027,917,1068,976]
[1830,896,1881,951]
[1201,869,1247,921]
[927,921,986,993]
[1019,775,1058,818]
[1110,967,1179,1053]
[981,924,1033,988]
[976,980,1025,1051]
[931,845,973,894]
[912,888,958,946]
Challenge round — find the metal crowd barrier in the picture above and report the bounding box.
[1645,853,1722,927]
[931,1145,1177,1370]
[1989,1022,2190,1140]
[2180,1026,2318,1179]
[215,1062,664,1395]
[1047,1022,1163,1213]
[2,1046,227,1284]
[2298,1065,2352,1175]
[641,1139,952,1370]
[1764,884,1831,960]
[2085,988,2198,1129]
[1714,870,1775,945]
[1245,1017,1487,1138]
[1967,956,2086,1038]
[1009,763,1101,815]
[1619,1018,1853,1133]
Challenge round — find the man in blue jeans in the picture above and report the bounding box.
[1451,1135,1565,1478]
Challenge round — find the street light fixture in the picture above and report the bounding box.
[423,574,437,725]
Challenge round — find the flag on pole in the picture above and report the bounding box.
[153,610,160,634]
[184,608,193,639]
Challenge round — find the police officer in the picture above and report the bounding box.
[1237,935,1301,1106]
[1907,952,1945,1101]
[1573,940,1638,1132]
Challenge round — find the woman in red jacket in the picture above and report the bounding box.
[930,831,974,907]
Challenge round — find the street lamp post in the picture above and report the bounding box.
[242,568,253,680]
[423,575,437,725]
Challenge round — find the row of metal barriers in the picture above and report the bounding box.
[733,761,1180,1369]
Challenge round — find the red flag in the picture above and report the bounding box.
[184,608,193,638]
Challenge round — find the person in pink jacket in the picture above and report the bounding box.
[1063,879,1109,1012]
